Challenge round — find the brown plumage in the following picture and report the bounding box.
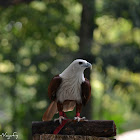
[42,59,92,122]
[48,75,62,101]
[81,78,91,105]
[42,101,57,121]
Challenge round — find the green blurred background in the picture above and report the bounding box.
[0,0,140,139]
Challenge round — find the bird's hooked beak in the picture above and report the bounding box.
[82,62,92,70]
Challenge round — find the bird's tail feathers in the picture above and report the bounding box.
[42,101,57,121]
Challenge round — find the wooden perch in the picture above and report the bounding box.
[32,120,116,137]
[33,134,116,140]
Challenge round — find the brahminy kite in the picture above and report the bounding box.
[42,59,92,123]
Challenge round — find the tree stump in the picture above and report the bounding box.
[32,120,116,140]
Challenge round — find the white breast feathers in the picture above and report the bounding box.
[56,74,85,103]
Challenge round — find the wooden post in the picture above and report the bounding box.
[32,120,116,140]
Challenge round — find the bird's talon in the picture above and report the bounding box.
[74,116,86,122]
[54,116,66,124]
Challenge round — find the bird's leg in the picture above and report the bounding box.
[54,102,67,124]
[74,103,86,122]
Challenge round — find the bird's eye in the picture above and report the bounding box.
[79,62,83,65]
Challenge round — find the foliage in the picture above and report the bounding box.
[93,0,140,133]
[0,1,81,139]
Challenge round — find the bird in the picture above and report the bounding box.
[42,59,92,123]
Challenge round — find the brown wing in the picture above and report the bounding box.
[48,75,62,101]
[81,78,91,105]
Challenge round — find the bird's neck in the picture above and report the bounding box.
[59,69,85,82]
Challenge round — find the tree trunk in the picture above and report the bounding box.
[77,0,96,119]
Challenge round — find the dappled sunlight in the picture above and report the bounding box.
[22,58,31,66]
[63,0,82,27]
[34,100,47,110]
[16,85,37,102]
[55,32,79,51]
[1,38,9,46]
[0,61,15,73]
[39,63,48,72]
[94,16,133,43]
[133,28,140,45]
[22,75,39,85]
[30,1,47,12]
[19,47,30,57]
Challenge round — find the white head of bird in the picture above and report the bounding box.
[60,59,92,79]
